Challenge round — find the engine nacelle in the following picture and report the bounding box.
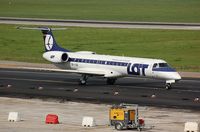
[43,51,69,63]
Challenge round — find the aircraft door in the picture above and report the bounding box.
[151,63,158,78]
[143,63,153,77]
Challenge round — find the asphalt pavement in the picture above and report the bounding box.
[0,68,199,110]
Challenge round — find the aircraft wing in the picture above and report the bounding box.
[16,67,123,78]
[17,67,105,76]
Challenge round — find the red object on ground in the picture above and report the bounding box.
[45,114,59,124]
[139,118,145,125]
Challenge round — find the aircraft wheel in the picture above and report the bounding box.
[79,75,88,85]
[115,122,123,130]
[165,83,172,90]
[79,80,86,85]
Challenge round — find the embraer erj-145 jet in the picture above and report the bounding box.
[19,27,181,89]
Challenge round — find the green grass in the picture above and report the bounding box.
[0,0,200,23]
[0,24,200,72]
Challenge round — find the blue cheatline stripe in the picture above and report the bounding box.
[152,67,176,72]
[68,58,128,67]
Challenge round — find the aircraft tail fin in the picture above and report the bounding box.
[17,27,70,52]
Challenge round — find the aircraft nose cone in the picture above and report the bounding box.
[175,72,181,80]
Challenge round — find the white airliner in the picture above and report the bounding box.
[19,27,181,89]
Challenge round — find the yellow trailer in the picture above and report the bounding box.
[109,104,144,131]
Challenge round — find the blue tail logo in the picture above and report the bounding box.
[45,34,54,51]
[16,26,70,52]
[41,27,70,52]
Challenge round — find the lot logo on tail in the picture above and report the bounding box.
[45,34,54,50]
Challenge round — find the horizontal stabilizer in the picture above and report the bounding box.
[16,26,67,31]
[17,26,70,52]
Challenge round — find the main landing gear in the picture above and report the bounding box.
[106,78,117,85]
[79,74,89,85]
[79,75,117,85]
[165,83,172,90]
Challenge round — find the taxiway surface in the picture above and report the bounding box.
[1,17,200,30]
[0,68,199,110]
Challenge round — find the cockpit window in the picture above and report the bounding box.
[153,63,169,69]
[153,63,158,68]
[159,63,169,67]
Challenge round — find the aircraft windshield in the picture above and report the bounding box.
[159,63,169,67]
[153,63,158,68]
[153,63,169,69]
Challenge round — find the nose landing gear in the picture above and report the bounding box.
[165,80,175,90]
